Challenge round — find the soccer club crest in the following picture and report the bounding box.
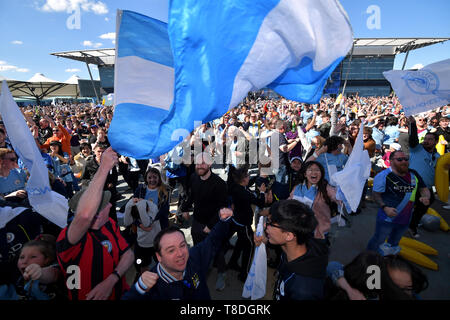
[101,240,112,253]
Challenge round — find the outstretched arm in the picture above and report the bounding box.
[67,147,118,245]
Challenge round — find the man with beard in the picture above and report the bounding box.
[367,150,430,254]
[408,116,440,237]
[180,152,229,291]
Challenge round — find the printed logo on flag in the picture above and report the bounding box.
[402,70,439,95]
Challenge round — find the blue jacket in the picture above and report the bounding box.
[122,219,230,300]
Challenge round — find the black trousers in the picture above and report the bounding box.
[227,222,254,277]
[409,187,435,231]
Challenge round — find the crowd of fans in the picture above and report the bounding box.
[0,90,448,300]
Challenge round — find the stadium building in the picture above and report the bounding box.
[51,38,449,99]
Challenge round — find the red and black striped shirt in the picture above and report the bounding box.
[56,218,130,300]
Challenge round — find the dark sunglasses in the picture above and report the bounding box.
[4,157,17,162]
[265,218,284,230]
[393,157,409,162]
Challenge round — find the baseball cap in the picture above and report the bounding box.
[390,143,401,151]
[290,156,303,163]
[69,189,111,214]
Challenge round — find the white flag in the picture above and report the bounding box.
[242,216,267,300]
[383,59,450,116]
[332,121,371,213]
[0,81,68,228]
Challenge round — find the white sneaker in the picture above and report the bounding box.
[443,205,450,210]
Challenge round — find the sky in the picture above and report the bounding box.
[0,0,449,83]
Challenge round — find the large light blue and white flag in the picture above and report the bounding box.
[109,0,353,159]
[0,81,68,228]
[332,121,371,213]
[383,59,450,116]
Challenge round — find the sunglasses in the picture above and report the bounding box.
[265,218,284,230]
[393,157,409,162]
[4,157,17,162]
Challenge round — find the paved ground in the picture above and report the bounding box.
[116,170,450,300]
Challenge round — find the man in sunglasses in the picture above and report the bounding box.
[367,150,430,254]
[408,116,439,238]
[0,148,27,203]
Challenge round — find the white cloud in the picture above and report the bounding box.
[41,0,108,15]
[0,63,29,73]
[99,32,115,40]
[11,40,23,45]
[83,40,102,48]
[65,68,81,72]
[112,39,115,45]
[411,63,424,70]
[0,65,18,72]
[104,17,109,21]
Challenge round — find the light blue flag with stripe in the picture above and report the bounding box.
[109,0,353,159]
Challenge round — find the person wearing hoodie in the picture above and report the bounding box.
[255,199,328,300]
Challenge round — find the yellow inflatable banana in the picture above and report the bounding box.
[436,135,446,155]
[426,208,450,232]
[399,237,438,256]
[398,245,438,271]
[435,152,450,202]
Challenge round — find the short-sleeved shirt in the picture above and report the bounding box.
[292,183,317,208]
[145,188,159,206]
[373,168,426,225]
[409,144,439,189]
[56,219,130,300]
[316,153,348,185]
[383,125,400,145]
[0,168,27,195]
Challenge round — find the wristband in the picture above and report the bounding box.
[111,270,121,280]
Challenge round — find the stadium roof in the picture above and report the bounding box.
[51,48,115,66]
[50,38,449,66]
[352,38,449,55]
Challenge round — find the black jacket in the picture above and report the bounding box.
[231,184,265,226]
[274,238,329,300]
[180,172,228,230]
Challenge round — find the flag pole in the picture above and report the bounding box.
[341,40,355,115]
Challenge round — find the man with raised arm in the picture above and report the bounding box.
[56,147,134,300]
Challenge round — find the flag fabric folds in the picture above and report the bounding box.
[109,0,353,159]
[383,59,450,116]
[332,121,371,213]
[0,81,69,228]
[242,216,267,300]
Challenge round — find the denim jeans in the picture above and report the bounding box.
[274,164,287,183]
[367,219,409,253]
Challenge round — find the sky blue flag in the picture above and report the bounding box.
[109,0,353,159]
[383,58,450,116]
